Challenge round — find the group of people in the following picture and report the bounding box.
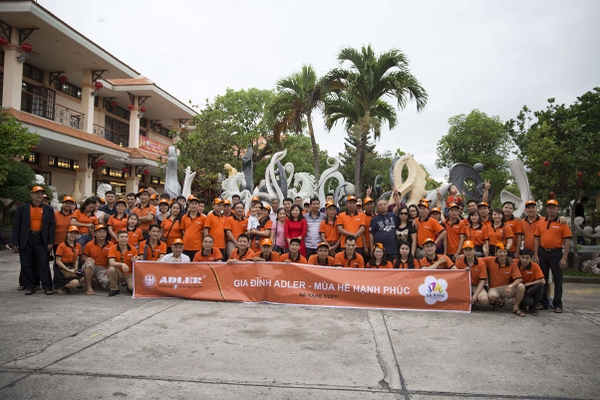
[12,184,572,316]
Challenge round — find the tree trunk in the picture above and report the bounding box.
[307,115,320,182]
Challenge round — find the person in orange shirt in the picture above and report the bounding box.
[249,204,273,252]
[280,238,308,264]
[366,243,393,268]
[394,241,419,269]
[71,197,98,248]
[133,188,156,239]
[227,234,255,262]
[193,235,224,262]
[107,230,139,296]
[521,200,540,252]
[252,238,281,262]
[454,240,488,306]
[502,201,523,257]
[161,202,183,251]
[534,199,571,313]
[333,236,364,268]
[107,198,128,243]
[320,201,340,255]
[138,224,167,261]
[82,224,111,294]
[225,202,248,258]
[458,211,485,257]
[203,198,227,257]
[483,243,525,316]
[477,202,492,227]
[445,203,464,260]
[125,213,143,249]
[419,238,454,269]
[307,242,335,266]
[336,196,367,256]
[54,196,76,254]
[53,225,83,294]
[517,248,545,315]
[180,196,205,260]
[483,208,514,256]
[415,200,446,259]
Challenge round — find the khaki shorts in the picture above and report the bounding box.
[82,259,110,289]
[471,285,488,297]
[488,284,517,299]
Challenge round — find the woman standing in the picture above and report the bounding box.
[161,202,183,253]
[483,208,514,256]
[395,206,417,257]
[458,211,486,257]
[70,197,98,247]
[270,207,288,254]
[284,204,308,257]
[107,199,128,243]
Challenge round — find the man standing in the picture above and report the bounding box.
[444,203,464,260]
[521,200,540,252]
[99,190,118,223]
[224,202,248,258]
[415,199,446,259]
[337,196,367,256]
[370,199,400,263]
[304,197,326,258]
[203,198,226,258]
[180,196,205,260]
[502,201,523,258]
[534,199,571,313]
[133,188,156,240]
[12,186,56,295]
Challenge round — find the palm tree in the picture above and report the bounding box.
[323,45,427,197]
[269,65,328,181]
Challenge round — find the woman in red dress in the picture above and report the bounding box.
[284,204,308,257]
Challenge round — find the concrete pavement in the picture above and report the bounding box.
[1,250,599,399]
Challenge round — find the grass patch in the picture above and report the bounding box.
[564,270,600,277]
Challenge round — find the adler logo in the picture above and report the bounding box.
[159,276,203,284]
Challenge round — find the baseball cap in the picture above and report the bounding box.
[188,196,200,203]
[423,238,436,245]
[546,199,559,206]
[116,198,127,205]
[525,200,537,207]
[477,202,489,208]
[222,199,231,205]
[325,201,336,209]
[159,199,170,205]
[149,194,158,200]
[418,198,430,207]
[261,238,273,247]
[448,203,459,209]
[67,225,80,233]
[431,207,441,213]
[213,198,223,204]
[363,197,374,204]
[317,242,329,249]
[261,203,272,212]
[31,186,45,193]
[172,238,184,245]
[495,242,506,250]
[136,188,148,196]
[62,196,75,203]
[462,240,475,249]
[251,196,261,203]
[347,195,357,202]
[95,224,108,231]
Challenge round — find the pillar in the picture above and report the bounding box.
[80,70,95,133]
[126,175,139,195]
[1,27,24,109]
[128,95,140,149]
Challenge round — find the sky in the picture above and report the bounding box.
[39,0,600,181]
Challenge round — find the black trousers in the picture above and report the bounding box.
[19,232,52,291]
[521,283,544,307]
[539,248,564,308]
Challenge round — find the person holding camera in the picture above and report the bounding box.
[53,225,84,294]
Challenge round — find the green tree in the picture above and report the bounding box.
[436,110,511,205]
[0,162,43,224]
[323,45,427,197]
[338,136,393,194]
[506,87,600,206]
[0,111,40,185]
[270,65,327,181]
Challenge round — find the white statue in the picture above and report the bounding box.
[221,172,251,202]
[96,183,112,199]
[164,146,181,199]
[182,166,197,199]
[317,157,346,205]
[288,172,317,202]
[500,159,533,218]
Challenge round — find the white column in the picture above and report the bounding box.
[77,154,94,197]
[80,70,94,133]
[128,95,140,148]
[1,28,24,109]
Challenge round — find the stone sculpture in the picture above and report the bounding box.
[164,146,181,199]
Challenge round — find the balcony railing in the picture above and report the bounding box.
[93,124,129,147]
[21,91,84,130]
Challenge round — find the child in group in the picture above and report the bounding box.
[125,213,143,249]
[248,203,260,249]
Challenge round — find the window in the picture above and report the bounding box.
[48,155,79,170]
[23,63,44,83]
[106,103,130,120]
[104,116,129,147]
[34,171,52,186]
[101,167,125,179]
[150,176,164,185]
[21,151,39,164]
[22,82,56,120]
[53,80,82,100]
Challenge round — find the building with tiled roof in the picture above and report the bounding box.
[0,0,196,199]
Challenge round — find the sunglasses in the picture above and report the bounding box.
[399,212,408,215]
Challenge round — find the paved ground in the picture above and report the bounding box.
[0,250,599,399]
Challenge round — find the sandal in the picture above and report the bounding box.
[554,308,563,313]
[45,289,54,295]
[512,308,526,317]
[17,286,25,291]
[498,301,505,308]
[493,302,500,311]
[24,289,34,295]
[86,289,96,296]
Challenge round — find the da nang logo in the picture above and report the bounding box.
[418,276,448,305]
[142,274,157,289]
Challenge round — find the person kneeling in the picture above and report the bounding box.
[82,224,112,295]
[107,230,138,296]
[484,243,526,317]
[253,238,280,262]
[162,238,190,262]
[54,225,84,294]
[517,248,545,316]
[454,240,488,306]
[419,238,455,269]
[307,242,335,266]
[280,238,307,264]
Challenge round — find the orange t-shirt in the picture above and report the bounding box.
[319,218,339,243]
[83,239,111,268]
[460,224,485,246]
[418,255,454,269]
[161,217,183,247]
[518,261,544,284]
[279,252,308,264]
[133,203,156,232]
[334,251,364,268]
[54,210,74,244]
[127,228,143,248]
[307,254,336,266]
[71,210,98,234]
[229,248,255,261]
[416,217,445,247]
[363,213,373,249]
[56,242,81,265]
[483,224,514,248]
[107,214,129,242]
[193,247,224,262]
[108,244,138,273]
[250,219,273,252]
[204,211,227,249]
[445,218,464,255]
[521,216,541,252]
[336,211,367,247]
[138,240,167,261]
[483,257,521,288]
[504,217,523,252]
[225,215,248,243]
[534,217,572,249]
[253,251,281,262]
[365,260,393,269]
[454,256,488,285]
[180,212,205,251]
[30,204,43,231]
[395,259,420,269]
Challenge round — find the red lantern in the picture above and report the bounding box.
[97,158,106,166]
[549,191,556,198]
[143,169,150,175]
[58,76,68,83]
[127,103,135,110]
[110,100,118,107]
[121,167,129,173]
[156,123,162,128]
[543,161,551,168]
[0,37,8,47]
[20,43,33,53]
[576,171,583,178]
[92,162,100,169]
[140,106,147,113]
[94,81,103,90]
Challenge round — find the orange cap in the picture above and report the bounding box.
[462,240,475,249]
[31,186,45,193]
[261,238,273,247]
[525,200,537,207]
[347,195,357,202]
[317,241,329,249]
[67,225,80,233]
[62,196,75,203]
[363,197,374,204]
[448,203,459,209]
[546,199,559,207]
[423,238,436,245]
[172,238,184,245]
[495,242,506,250]
[325,201,336,209]
[95,224,108,231]
[431,207,441,213]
